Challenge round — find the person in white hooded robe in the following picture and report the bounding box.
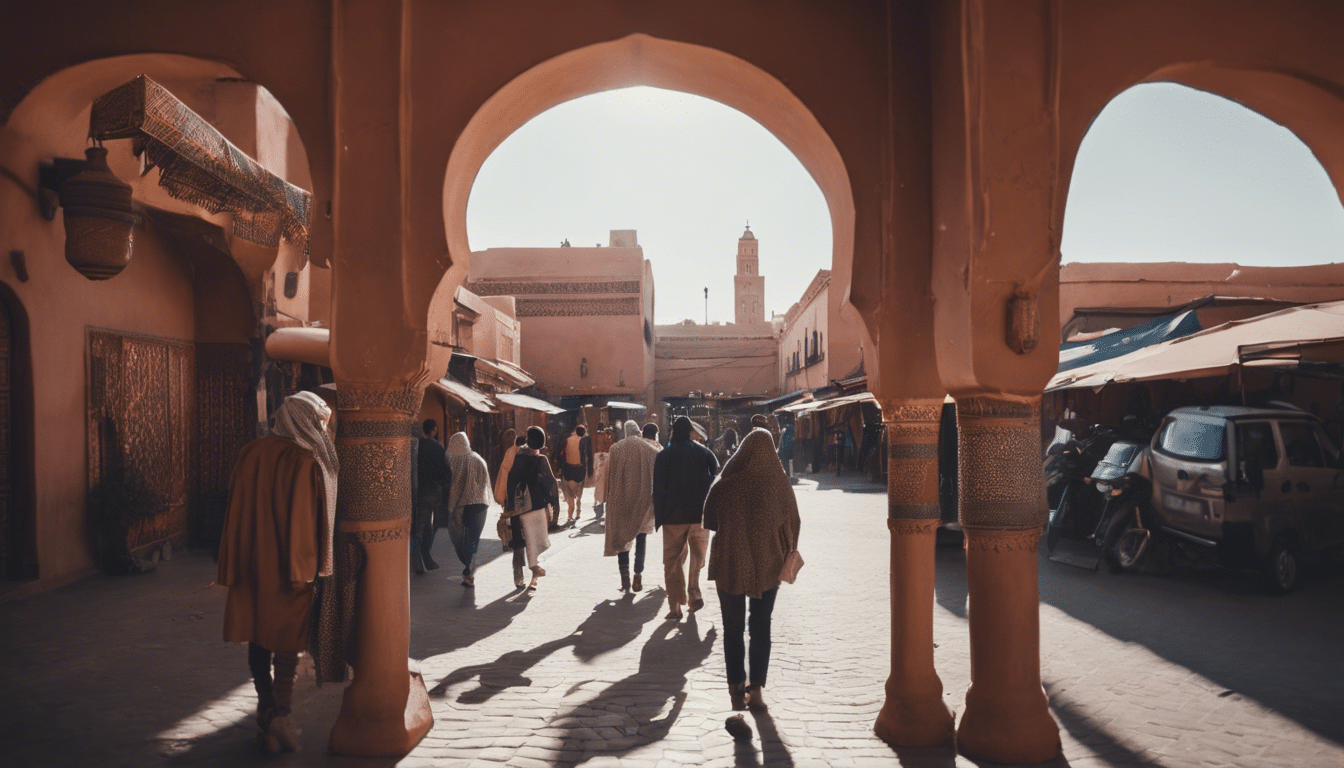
[603,419,661,592]
[445,431,492,587]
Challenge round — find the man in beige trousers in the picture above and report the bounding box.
[652,416,720,620]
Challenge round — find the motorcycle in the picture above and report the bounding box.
[1044,424,1117,564]
[1089,440,1155,573]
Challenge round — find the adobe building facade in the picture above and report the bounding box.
[467,230,656,407]
[779,269,833,392]
[6,1,1344,762]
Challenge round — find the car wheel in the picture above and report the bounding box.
[1103,505,1150,574]
[1262,535,1301,595]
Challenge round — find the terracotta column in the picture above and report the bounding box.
[954,396,1059,763]
[874,399,954,746]
[328,385,434,756]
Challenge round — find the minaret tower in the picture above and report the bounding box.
[733,224,765,325]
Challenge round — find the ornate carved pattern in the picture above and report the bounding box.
[336,439,411,522]
[468,280,641,296]
[515,297,641,317]
[351,524,409,543]
[888,519,939,535]
[964,528,1041,553]
[888,457,939,520]
[888,443,939,460]
[337,419,417,439]
[886,423,939,442]
[195,344,254,496]
[957,397,1046,530]
[883,403,943,422]
[335,386,423,416]
[87,329,194,552]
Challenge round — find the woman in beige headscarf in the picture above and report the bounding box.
[604,420,661,592]
[705,427,800,713]
[217,391,337,753]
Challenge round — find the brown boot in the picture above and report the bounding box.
[729,683,749,711]
[632,572,643,591]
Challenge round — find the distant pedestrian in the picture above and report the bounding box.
[705,427,801,712]
[592,425,615,518]
[495,432,525,507]
[604,420,661,592]
[560,425,589,525]
[217,391,337,753]
[412,419,452,574]
[643,421,660,446]
[446,432,491,588]
[653,416,719,621]
[505,426,558,594]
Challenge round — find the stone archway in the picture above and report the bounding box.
[434,33,857,359]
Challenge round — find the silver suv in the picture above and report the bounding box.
[1148,405,1344,593]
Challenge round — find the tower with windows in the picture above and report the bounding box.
[733,224,765,325]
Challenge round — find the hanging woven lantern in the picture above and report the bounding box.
[59,146,137,280]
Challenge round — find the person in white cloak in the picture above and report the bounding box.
[445,431,492,587]
[603,419,661,592]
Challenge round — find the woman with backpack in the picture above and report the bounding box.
[503,426,558,593]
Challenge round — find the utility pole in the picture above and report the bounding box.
[704,286,708,325]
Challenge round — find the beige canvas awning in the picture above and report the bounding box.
[1047,301,1344,392]
[495,391,566,415]
[431,378,497,414]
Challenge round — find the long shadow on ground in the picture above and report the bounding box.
[546,614,719,766]
[429,590,665,703]
[1036,543,1344,747]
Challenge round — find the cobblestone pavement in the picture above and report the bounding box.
[2,475,1343,767]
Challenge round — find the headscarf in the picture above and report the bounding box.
[271,391,339,577]
[705,427,800,598]
[623,419,640,439]
[447,431,492,516]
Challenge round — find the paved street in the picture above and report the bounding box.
[2,475,1343,767]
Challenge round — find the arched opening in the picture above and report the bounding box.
[0,284,35,584]
[434,34,857,394]
[1,53,320,580]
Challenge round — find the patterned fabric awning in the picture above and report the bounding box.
[88,75,310,254]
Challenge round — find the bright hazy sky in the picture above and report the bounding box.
[468,83,1344,325]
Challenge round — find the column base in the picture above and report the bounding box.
[329,670,433,757]
[957,681,1059,764]
[875,690,954,748]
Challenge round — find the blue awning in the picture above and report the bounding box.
[1057,310,1202,374]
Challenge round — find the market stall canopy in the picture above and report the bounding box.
[605,400,646,410]
[89,75,311,256]
[495,392,566,415]
[1057,310,1201,373]
[431,378,497,413]
[776,397,821,414]
[474,358,535,389]
[1047,301,1344,392]
[811,392,878,412]
[265,326,329,367]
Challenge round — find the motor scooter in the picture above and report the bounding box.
[1090,440,1156,573]
[1044,424,1116,562]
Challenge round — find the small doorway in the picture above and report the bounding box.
[0,288,36,583]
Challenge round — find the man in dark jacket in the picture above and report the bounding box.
[412,419,452,574]
[653,415,720,620]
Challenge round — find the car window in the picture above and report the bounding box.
[1313,423,1342,469]
[1279,421,1325,468]
[1236,421,1278,470]
[1157,417,1226,461]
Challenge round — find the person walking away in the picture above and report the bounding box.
[217,391,338,753]
[493,428,516,491]
[505,426,558,593]
[654,416,719,621]
[411,419,452,574]
[705,426,801,713]
[446,431,491,587]
[495,432,525,507]
[604,420,661,592]
[592,425,614,519]
[643,421,660,446]
[560,425,588,525]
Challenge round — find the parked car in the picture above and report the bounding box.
[1147,405,1344,593]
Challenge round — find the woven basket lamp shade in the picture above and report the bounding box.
[59,146,137,280]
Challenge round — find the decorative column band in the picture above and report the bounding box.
[888,518,939,535]
[963,528,1041,553]
[337,419,418,439]
[335,385,424,416]
[884,401,944,521]
[956,396,1047,531]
